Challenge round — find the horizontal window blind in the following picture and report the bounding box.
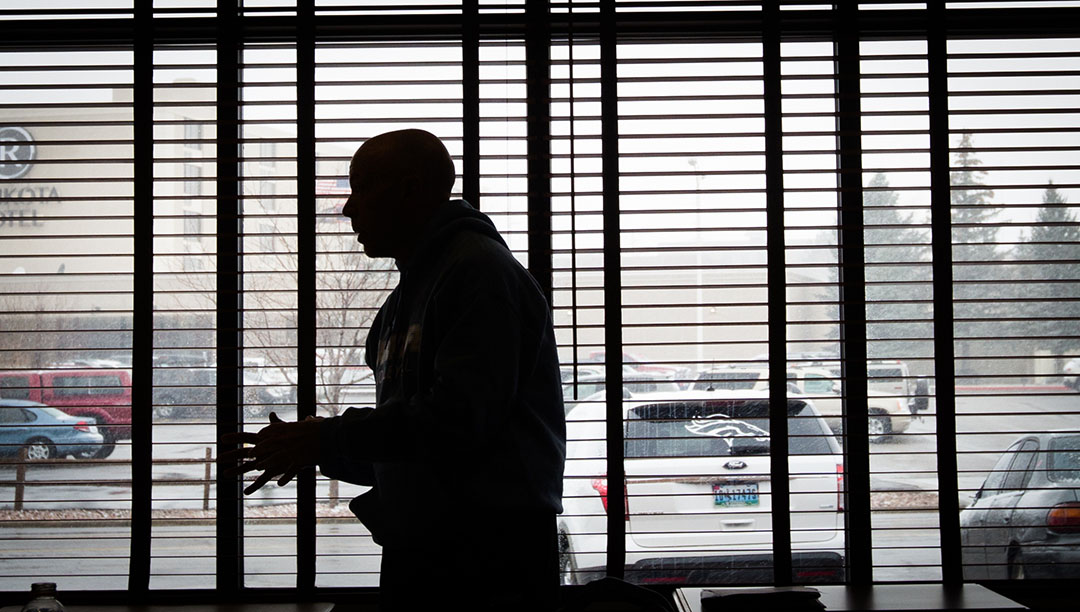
[948,36,1080,581]
[1,0,1078,600]
[0,47,135,591]
[151,42,219,590]
[312,38,464,587]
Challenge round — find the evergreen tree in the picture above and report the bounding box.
[949,133,1002,375]
[1015,183,1080,354]
[1020,183,1080,266]
[863,173,933,360]
[950,132,999,249]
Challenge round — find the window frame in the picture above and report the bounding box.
[0,0,1078,601]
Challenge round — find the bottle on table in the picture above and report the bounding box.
[21,582,65,612]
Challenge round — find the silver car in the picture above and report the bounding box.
[961,432,1080,579]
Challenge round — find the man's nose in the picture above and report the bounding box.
[342,194,355,217]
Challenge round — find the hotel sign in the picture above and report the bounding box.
[0,126,35,180]
[1,126,58,228]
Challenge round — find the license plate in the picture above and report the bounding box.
[714,482,759,507]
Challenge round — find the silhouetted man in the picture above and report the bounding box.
[223,129,567,611]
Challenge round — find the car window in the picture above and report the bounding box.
[564,382,604,401]
[0,376,32,400]
[803,374,834,395]
[692,371,761,391]
[625,382,653,393]
[0,406,27,423]
[868,367,904,383]
[1048,436,1080,482]
[624,399,835,458]
[51,375,125,397]
[1002,440,1039,492]
[38,407,73,419]
[981,442,1022,497]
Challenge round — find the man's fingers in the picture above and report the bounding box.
[218,447,253,465]
[244,471,276,495]
[223,460,262,478]
[277,468,298,487]
[255,448,292,472]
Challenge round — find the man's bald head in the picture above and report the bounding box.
[350,129,455,203]
[341,129,456,261]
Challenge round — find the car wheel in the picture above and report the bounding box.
[25,438,55,461]
[95,431,117,459]
[244,402,266,419]
[154,403,180,419]
[558,530,579,586]
[868,414,892,443]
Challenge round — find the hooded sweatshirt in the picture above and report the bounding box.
[317,199,566,549]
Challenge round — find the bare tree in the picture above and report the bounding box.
[241,210,395,418]
[0,286,97,370]
[169,193,395,421]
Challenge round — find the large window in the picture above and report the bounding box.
[1,0,1078,599]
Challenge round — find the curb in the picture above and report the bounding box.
[955,385,1072,392]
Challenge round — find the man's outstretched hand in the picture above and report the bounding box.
[220,412,323,495]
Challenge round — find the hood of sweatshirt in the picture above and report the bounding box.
[396,199,506,273]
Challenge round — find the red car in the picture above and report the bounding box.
[0,369,131,458]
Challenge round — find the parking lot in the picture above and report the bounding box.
[1,391,1076,589]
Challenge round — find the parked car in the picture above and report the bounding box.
[769,358,923,413]
[582,351,694,388]
[242,366,297,418]
[152,353,216,419]
[0,369,130,458]
[0,399,104,460]
[1063,358,1079,391]
[154,354,298,419]
[559,390,845,586]
[692,366,910,441]
[961,432,1080,580]
[560,365,604,384]
[562,371,681,405]
[692,366,776,393]
[787,367,911,441]
[865,360,917,408]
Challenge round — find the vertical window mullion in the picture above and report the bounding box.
[216,0,243,593]
[463,0,480,209]
[527,0,553,302]
[764,0,792,587]
[928,3,962,584]
[600,0,625,581]
[296,0,317,593]
[835,2,872,585]
[129,3,153,597]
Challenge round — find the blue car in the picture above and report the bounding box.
[0,399,105,460]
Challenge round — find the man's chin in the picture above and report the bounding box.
[358,240,388,259]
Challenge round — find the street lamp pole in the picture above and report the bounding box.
[689,158,704,371]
